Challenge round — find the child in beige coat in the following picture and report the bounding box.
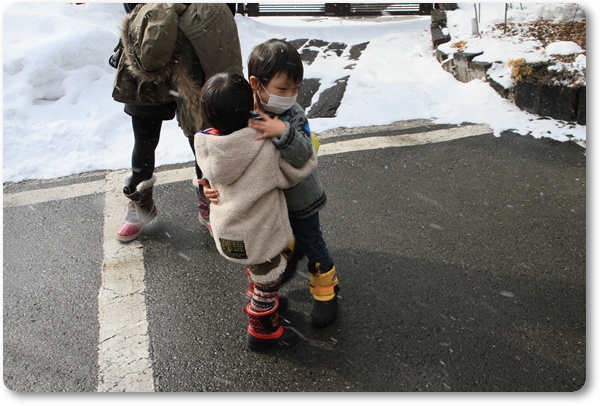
[194,72,317,350]
[202,39,341,330]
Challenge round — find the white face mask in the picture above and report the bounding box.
[258,82,297,114]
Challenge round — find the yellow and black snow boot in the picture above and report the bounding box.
[280,238,300,285]
[309,263,340,328]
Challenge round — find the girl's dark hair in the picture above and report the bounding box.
[200,73,253,135]
[247,39,304,85]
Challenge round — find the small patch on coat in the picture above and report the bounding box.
[220,238,248,259]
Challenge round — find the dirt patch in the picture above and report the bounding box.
[491,20,586,87]
[495,20,586,50]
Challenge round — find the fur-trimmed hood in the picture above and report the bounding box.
[112,3,243,137]
[120,3,186,84]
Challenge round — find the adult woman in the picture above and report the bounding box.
[111,3,242,241]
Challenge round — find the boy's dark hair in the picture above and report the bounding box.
[247,39,304,85]
[200,73,253,135]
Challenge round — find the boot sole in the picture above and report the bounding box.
[116,210,158,243]
[247,332,299,351]
[116,232,143,243]
[311,297,338,328]
[311,317,336,328]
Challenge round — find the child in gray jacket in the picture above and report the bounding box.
[202,39,341,329]
[247,39,340,328]
[194,73,317,350]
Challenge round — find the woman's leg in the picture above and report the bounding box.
[187,135,203,181]
[188,136,212,233]
[116,116,162,242]
[129,116,162,190]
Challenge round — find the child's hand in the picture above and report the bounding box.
[198,178,220,205]
[248,111,287,140]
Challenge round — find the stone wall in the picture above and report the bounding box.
[431,11,586,125]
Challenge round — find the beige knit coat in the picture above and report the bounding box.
[194,127,317,266]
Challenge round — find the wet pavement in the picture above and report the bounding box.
[3,120,586,392]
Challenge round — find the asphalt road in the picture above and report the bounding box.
[3,120,586,392]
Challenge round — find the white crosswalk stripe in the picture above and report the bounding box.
[2,122,492,391]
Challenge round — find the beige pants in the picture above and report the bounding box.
[248,254,285,285]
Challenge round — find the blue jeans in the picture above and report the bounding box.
[289,212,333,270]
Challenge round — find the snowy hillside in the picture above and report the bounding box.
[1,2,588,183]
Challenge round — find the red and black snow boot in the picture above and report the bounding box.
[243,297,298,351]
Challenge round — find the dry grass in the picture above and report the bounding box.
[492,19,586,87]
[496,20,586,50]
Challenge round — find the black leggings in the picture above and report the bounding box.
[129,116,202,188]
